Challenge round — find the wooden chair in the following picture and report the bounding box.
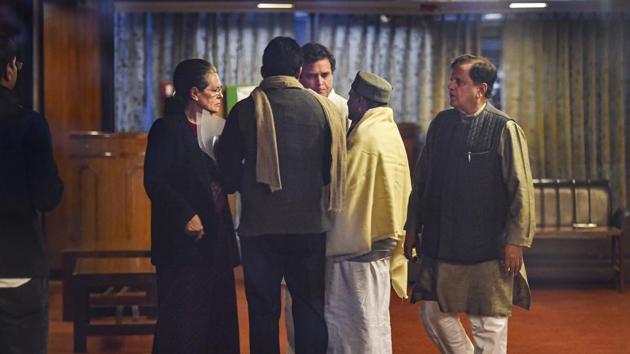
[532,179,628,292]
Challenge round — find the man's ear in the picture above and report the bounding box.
[294,66,302,79]
[478,83,488,98]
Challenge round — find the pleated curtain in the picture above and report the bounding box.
[113,11,629,208]
[114,12,295,131]
[314,14,481,136]
[114,12,482,138]
[502,14,630,208]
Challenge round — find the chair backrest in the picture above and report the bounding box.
[397,122,420,173]
[533,179,611,228]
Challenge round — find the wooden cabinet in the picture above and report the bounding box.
[67,132,150,250]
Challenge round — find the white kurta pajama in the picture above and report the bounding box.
[326,257,393,354]
[325,106,412,354]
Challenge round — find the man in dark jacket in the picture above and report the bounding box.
[217,36,345,354]
[404,54,534,354]
[0,33,63,354]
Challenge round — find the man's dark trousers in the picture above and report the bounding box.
[0,278,48,354]
[240,233,327,354]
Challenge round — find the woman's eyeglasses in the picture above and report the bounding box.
[205,86,223,98]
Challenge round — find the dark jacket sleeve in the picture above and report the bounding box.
[216,106,244,194]
[25,112,63,212]
[144,118,195,230]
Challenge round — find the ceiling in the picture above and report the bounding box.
[114,0,629,14]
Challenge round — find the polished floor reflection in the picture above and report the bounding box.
[48,268,630,354]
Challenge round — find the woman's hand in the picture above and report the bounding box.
[185,214,205,241]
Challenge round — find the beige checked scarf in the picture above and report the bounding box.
[251,75,346,211]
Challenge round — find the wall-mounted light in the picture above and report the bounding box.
[482,13,504,21]
[257,3,295,9]
[509,2,548,9]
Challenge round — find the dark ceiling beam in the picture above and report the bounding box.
[114,0,630,14]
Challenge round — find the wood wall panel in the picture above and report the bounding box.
[68,132,150,251]
[43,2,102,270]
[127,164,151,248]
[77,165,98,249]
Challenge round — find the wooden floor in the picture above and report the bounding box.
[48,268,630,354]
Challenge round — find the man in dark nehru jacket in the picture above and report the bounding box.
[0,32,63,354]
[404,54,535,354]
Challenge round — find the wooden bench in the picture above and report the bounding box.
[72,256,157,353]
[533,179,629,292]
[62,249,152,321]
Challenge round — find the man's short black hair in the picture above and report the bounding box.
[301,42,336,72]
[261,36,303,78]
[0,33,17,78]
[450,54,497,98]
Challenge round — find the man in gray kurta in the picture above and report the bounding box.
[404,54,535,354]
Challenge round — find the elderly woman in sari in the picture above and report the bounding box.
[144,59,240,354]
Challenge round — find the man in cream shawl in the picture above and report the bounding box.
[325,71,411,354]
